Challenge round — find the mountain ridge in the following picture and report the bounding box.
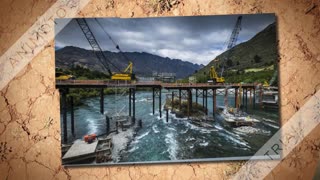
[55,46,204,79]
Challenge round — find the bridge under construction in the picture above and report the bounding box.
[56,80,266,143]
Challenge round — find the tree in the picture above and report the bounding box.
[254,55,262,63]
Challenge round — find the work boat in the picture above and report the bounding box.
[221,107,259,127]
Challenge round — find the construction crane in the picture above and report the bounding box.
[76,18,135,81]
[209,16,242,84]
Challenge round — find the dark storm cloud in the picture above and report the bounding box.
[55,14,275,65]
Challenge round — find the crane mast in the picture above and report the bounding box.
[220,16,242,77]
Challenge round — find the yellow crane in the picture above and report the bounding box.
[55,72,75,80]
[209,65,225,83]
[111,61,135,81]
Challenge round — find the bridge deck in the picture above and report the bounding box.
[56,80,257,89]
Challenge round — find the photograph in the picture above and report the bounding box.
[55,13,279,165]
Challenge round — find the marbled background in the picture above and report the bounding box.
[0,0,320,179]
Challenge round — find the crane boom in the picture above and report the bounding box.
[76,18,118,76]
[220,16,242,77]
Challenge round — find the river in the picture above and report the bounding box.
[61,90,280,163]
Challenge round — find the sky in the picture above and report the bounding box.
[55,14,275,65]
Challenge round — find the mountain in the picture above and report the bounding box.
[55,46,203,79]
[192,22,277,82]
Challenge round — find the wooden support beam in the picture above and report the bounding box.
[213,89,217,115]
[152,88,155,115]
[235,88,238,109]
[61,89,68,143]
[224,88,228,108]
[100,88,104,114]
[205,89,208,115]
[171,91,174,110]
[202,89,205,108]
[70,96,75,137]
[159,88,162,118]
[249,88,252,105]
[196,89,198,104]
[129,88,132,116]
[245,88,248,112]
[260,86,263,109]
[166,108,169,123]
[133,88,136,123]
[253,88,256,109]
[106,116,110,134]
[179,89,181,110]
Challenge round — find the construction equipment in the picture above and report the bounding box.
[111,61,135,80]
[209,16,242,83]
[209,66,225,83]
[55,72,75,80]
[76,18,135,81]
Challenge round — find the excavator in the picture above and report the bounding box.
[208,16,242,84]
[209,65,225,83]
[76,18,135,81]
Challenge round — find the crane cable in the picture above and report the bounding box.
[94,18,133,65]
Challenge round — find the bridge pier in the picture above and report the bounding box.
[195,89,198,105]
[253,88,256,109]
[187,89,192,118]
[100,88,104,114]
[224,88,228,108]
[242,88,245,110]
[166,108,169,123]
[106,115,110,134]
[245,88,248,112]
[70,96,75,137]
[171,91,174,109]
[202,89,205,108]
[129,88,132,116]
[205,89,208,115]
[133,88,136,123]
[212,88,217,116]
[159,88,162,118]
[179,89,181,111]
[60,89,68,143]
[235,88,239,109]
[249,88,252,105]
[152,88,155,115]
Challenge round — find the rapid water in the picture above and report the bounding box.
[61,90,279,162]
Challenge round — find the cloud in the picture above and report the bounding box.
[55,14,275,65]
